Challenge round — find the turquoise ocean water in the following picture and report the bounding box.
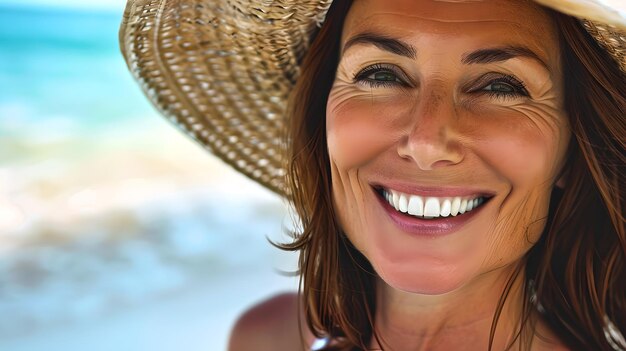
[0,4,151,155]
[0,5,145,123]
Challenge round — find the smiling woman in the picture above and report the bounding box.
[119,0,625,350]
[283,1,623,349]
[323,0,571,346]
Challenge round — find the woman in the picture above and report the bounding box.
[120,0,625,350]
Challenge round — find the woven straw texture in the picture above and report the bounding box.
[120,0,626,197]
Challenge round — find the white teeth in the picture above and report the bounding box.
[459,199,468,214]
[440,199,451,217]
[423,198,440,217]
[398,194,408,213]
[392,191,400,209]
[382,188,488,219]
[451,197,461,216]
[407,195,424,216]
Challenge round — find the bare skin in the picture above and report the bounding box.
[228,290,567,350]
[228,292,314,351]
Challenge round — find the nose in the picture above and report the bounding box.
[397,89,464,170]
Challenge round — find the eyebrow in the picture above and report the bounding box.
[343,33,549,71]
[343,32,417,59]
[461,46,549,70]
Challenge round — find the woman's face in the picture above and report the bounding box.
[326,0,570,294]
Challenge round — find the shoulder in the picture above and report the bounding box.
[227,291,314,351]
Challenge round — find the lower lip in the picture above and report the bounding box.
[373,188,489,237]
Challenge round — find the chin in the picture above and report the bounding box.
[372,257,474,295]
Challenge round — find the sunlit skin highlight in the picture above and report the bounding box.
[326,0,571,349]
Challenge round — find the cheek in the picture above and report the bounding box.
[326,86,409,169]
[472,104,569,188]
[473,104,569,261]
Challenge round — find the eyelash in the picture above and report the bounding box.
[353,64,530,99]
[353,63,410,88]
[477,75,530,99]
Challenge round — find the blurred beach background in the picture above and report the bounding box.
[0,1,299,350]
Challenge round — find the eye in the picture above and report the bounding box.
[369,71,400,82]
[353,63,409,88]
[474,74,530,99]
[483,82,516,93]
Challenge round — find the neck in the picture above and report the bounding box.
[371,262,530,351]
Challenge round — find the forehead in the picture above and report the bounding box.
[343,0,559,64]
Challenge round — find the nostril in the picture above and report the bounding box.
[430,159,459,168]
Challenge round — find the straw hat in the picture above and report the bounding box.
[119,0,625,197]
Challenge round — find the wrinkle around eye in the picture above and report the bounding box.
[493,102,567,142]
[511,103,566,132]
[328,77,415,116]
[327,82,378,116]
[530,78,563,109]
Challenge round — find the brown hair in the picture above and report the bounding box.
[280,1,625,350]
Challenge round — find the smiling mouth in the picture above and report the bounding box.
[374,186,494,219]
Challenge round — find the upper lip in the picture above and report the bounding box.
[371,182,496,198]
